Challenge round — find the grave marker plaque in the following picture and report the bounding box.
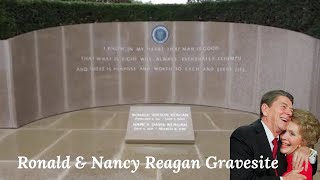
[125,106,195,144]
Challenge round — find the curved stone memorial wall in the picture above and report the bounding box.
[0,22,319,128]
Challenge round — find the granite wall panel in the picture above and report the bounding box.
[228,24,258,112]
[174,22,202,104]
[37,27,65,117]
[0,41,15,127]
[0,41,8,94]
[201,22,229,107]
[10,32,39,127]
[64,25,92,111]
[119,23,146,104]
[92,23,120,106]
[147,22,174,103]
[255,26,288,113]
[2,22,319,128]
[311,40,320,118]
[285,32,316,110]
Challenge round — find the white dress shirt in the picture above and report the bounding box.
[261,120,283,180]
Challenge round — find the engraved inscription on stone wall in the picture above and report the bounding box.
[75,45,246,73]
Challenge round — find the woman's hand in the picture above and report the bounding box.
[283,167,306,180]
[292,146,309,171]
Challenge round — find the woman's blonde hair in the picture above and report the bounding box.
[291,109,320,147]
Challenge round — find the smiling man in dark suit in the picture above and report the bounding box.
[230,90,317,180]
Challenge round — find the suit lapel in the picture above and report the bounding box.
[253,120,277,176]
[254,120,274,160]
[277,139,287,175]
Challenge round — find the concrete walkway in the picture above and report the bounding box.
[0,105,319,180]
